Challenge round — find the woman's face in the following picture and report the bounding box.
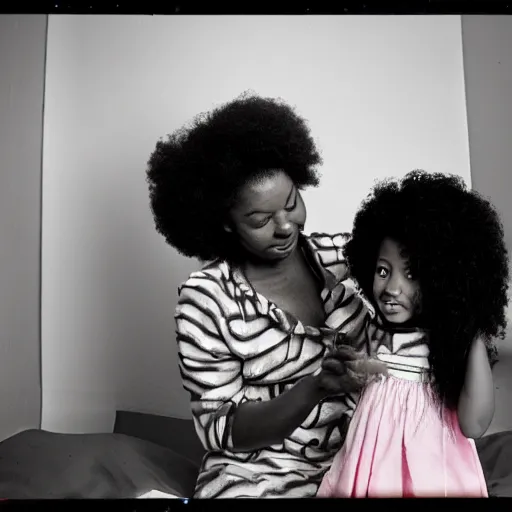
[227,170,306,263]
[372,237,421,324]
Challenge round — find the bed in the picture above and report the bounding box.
[0,410,511,498]
[0,411,204,499]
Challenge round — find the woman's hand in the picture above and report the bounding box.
[231,346,386,452]
[314,346,388,398]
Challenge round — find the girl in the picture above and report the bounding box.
[317,170,509,498]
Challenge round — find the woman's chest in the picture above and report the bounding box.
[252,267,325,328]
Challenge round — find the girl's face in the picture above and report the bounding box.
[226,170,306,263]
[372,237,421,324]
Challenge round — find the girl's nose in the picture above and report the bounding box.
[385,276,401,296]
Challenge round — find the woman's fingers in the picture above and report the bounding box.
[321,358,345,375]
[342,367,367,391]
[323,350,388,380]
[347,357,388,376]
[319,363,375,395]
[366,358,388,375]
[330,344,359,361]
[319,372,364,394]
[319,349,388,396]
[327,348,388,375]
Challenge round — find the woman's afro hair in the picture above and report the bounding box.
[146,92,322,263]
[345,170,509,409]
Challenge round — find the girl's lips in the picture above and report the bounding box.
[380,301,405,315]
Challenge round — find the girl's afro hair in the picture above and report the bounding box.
[345,170,509,409]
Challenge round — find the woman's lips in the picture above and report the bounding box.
[272,236,296,251]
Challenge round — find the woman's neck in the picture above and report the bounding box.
[243,246,303,284]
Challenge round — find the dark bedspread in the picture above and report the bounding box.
[0,430,199,499]
[476,430,512,497]
[1,412,512,499]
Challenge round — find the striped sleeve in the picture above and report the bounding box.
[309,232,373,353]
[175,274,245,452]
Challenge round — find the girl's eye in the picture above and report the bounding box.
[376,266,388,278]
[405,268,415,280]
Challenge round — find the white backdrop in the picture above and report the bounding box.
[41,15,471,433]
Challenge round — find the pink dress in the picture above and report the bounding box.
[317,326,488,498]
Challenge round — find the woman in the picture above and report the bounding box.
[146,93,385,498]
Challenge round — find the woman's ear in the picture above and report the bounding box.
[224,223,233,233]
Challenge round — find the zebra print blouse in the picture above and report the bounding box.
[175,232,370,498]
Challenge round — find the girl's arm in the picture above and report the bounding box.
[457,336,495,439]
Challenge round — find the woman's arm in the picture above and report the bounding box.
[232,347,381,452]
[231,375,326,452]
[176,271,370,453]
[176,273,329,453]
[457,336,495,439]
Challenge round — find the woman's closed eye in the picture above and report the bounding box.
[254,216,272,228]
[253,202,296,228]
[285,199,297,212]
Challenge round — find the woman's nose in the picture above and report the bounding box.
[274,212,293,235]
